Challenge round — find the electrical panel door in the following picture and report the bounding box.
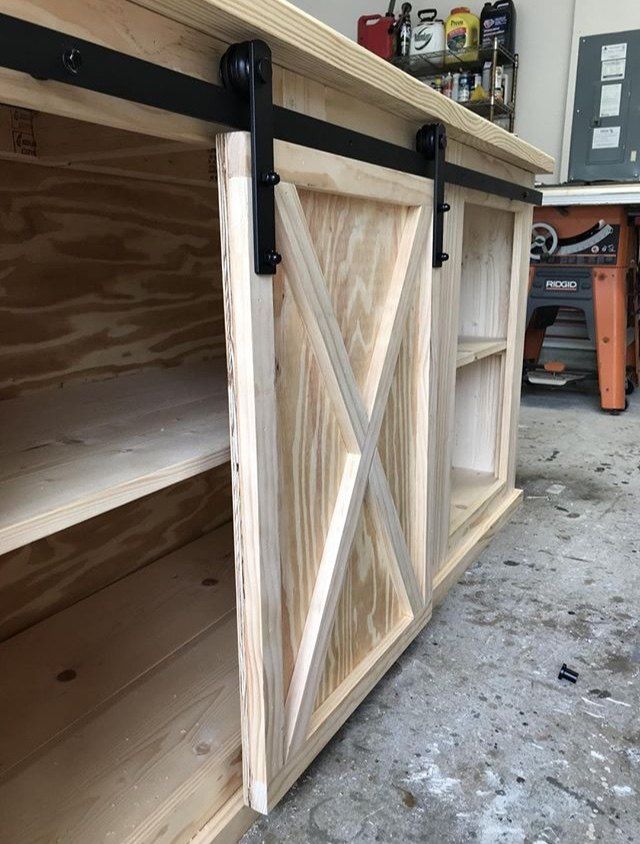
[569,29,640,183]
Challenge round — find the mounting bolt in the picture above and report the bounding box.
[438,202,451,213]
[62,47,82,75]
[558,663,579,683]
[266,249,282,267]
[262,170,281,186]
[256,56,272,84]
[438,252,450,263]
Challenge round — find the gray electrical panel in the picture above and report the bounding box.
[568,29,640,183]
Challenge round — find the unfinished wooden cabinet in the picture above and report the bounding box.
[0,1,552,842]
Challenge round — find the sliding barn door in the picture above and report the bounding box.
[218,132,434,813]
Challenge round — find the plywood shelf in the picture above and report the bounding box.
[0,524,242,844]
[449,467,504,537]
[456,337,507,368]
[0,362,230,556]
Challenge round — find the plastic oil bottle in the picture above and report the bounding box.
[445,6,480,62]
[480,0,516,53]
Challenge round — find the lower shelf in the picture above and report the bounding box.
[0,523,242,844]
[435,488,523,605]
[449,467,504,537]
[0,361,230,556]
[456,337,507,368]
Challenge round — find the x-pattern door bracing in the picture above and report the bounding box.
[218,132,435,813]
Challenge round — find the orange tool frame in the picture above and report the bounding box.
[525,205,639,413]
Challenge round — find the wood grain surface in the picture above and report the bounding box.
[457,338,508,368]
[449,468,504,537]
[458,204,514,340]
[0,463,232,640]
[217,133,286,812]
[131,0,553,173]
[0,524,235,775]
[0,526,242,844]
[2,1,552,173]
[0,362,230,555]
[219,133,433,811]
[0,159,224,400]
[279,187,413,707]
[452,354,505,476]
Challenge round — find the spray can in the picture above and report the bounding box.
[452,71,460,101]
[458,72,470,102]
[482,61,492,91]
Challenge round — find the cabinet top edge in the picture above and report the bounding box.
[132,0,554,174]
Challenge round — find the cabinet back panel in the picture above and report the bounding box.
[458,204,514,340]
[0,160,224,400]
[452,355,505,474]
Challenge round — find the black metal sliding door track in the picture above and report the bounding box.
[0,14,542,274]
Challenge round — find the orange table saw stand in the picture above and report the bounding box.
[526,204,639,413]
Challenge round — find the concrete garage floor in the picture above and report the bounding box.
[242,385,639,844]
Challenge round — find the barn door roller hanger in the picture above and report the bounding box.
[0,16,542,274]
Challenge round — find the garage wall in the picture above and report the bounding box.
[291,0,576,181]
[560,0,640,180]
[291,0,375,38]
[290,1,638,184]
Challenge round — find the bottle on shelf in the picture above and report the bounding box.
[494,64,504,100]
[480,0,516,54]
[396,2,413,57]
[452,71,460,101]
[445,6,480,63]
[482,60,492,91]
[411,9,445,55]
[458,71,470,102]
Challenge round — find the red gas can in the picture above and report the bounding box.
[358,3,397,60]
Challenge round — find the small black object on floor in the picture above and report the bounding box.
[558,663,579,683]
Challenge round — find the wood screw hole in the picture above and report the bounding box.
[195,741,211,755]
[56,668,77,682]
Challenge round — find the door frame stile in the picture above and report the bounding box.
[217,131,285,815]
[427,185,466,581]
[500,205,535,487]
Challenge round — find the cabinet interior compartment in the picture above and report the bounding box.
[0,110,242,844]
[449,354,506,542]
[457,202,514,363]
[449,201,515,544]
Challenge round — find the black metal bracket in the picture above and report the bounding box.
[0,13,544,276]
[221,41,281,275]
[417,124,450,269]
